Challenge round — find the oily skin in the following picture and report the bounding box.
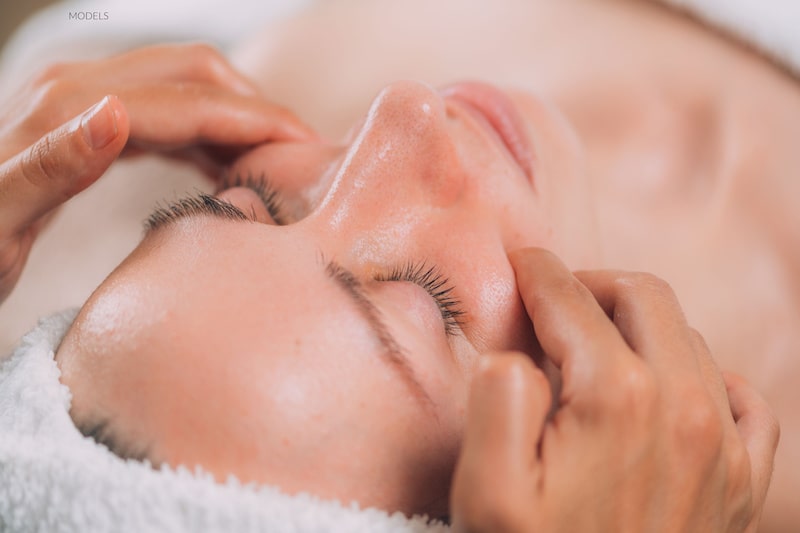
[57,81,600,516]
[62,221,467,514]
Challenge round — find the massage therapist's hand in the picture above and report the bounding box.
[451,249,779,532]
[0,43,315,304]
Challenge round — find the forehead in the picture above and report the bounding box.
[100,217,378,362]
[60,219,398,437]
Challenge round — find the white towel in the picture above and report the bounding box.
[0,310,449,533]
[2,1,799,531]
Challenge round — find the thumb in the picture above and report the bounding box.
[451,352,551,532]
[0,95,129,239]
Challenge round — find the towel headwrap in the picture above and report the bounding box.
[0,311,449,533]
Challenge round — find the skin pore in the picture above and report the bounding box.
[57,80,597,516]
[55,0,800,526]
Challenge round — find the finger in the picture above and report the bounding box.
[120,83,316,146]
[573,270,689,353]
[509,248,629,388]
[574,270,699,377]
[688,329,736,430]
[724,372,780,507]
[451,352,550,532]
[0,96,128,238]
[0,228,35,303]
[55,42,260,98]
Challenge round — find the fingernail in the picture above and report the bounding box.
[81,96,118,150]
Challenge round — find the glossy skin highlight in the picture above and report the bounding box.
[56,81,599,516]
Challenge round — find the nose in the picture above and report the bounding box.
[320,81,466,219]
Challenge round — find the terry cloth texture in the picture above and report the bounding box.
[0,310,449,533]
[1,1,799,532]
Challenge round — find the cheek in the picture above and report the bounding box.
[367,284,470,440]
[426,223,537,356]
[516,95,601,267]
[462,255,534,354]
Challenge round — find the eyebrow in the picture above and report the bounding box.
[141,196,436,411]
[324,261,436,411]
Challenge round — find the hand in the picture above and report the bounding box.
[450,248,779,532]
[0,43,315,304]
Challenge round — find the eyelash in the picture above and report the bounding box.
[144,174,286,232]
[146,183,466,336]
[145,192,250,231]
[221,172,286,224]
[376,262,466,336]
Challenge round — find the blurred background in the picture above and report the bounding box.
[0,0,58,51]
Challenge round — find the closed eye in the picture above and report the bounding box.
[144,192,251,234]
[144,174,285,233]
[376,262,466,337]
[219,172,286,224]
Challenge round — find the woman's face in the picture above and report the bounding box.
[56,81,598,516]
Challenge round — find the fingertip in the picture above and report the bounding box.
[508,246,557,261]
[460,351,549,503]
[508,247,541,267]
[79,95,129,151]
[474,351,541,382]
[0,102,126,237]
[508,248,569,287]
[471,351,552,416]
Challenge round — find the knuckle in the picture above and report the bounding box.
[185,42,229,78]
[472,354,552,408]
[688,327,711,352]
[605,363,658,417]
[616,271,676,300]
[20,135,66,189]
[671,390,723,459]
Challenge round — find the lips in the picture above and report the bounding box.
[441,82,535,184]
